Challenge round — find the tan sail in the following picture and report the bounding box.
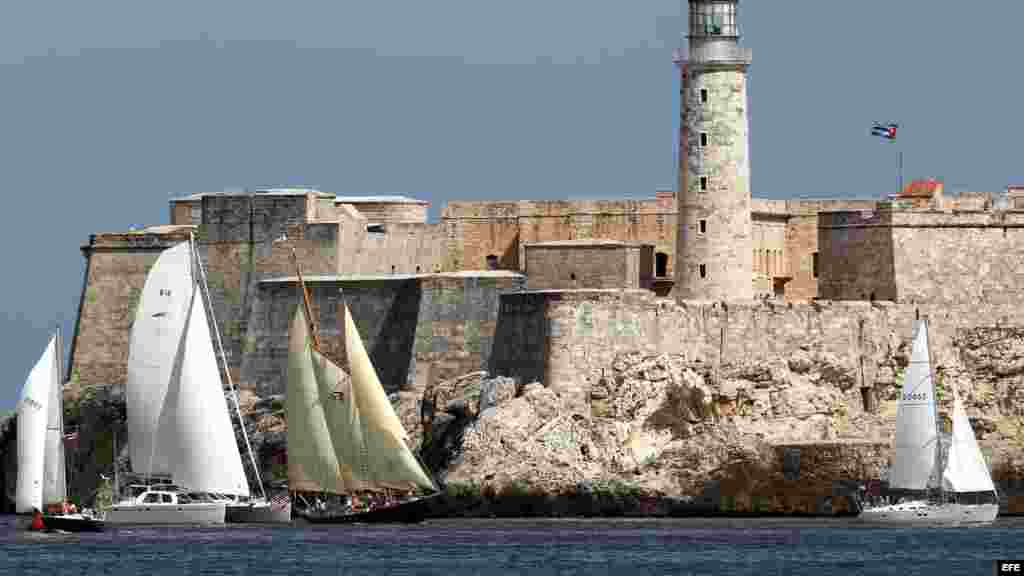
[342,302,436,492]
[286,306,352,495]
[286,296,435,494]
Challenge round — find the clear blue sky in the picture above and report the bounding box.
[1,1,1021,410]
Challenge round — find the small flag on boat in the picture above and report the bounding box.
[871,122,898,140]
[270,493,290,512]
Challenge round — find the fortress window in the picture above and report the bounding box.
[486,254,499,270]
[699,264,707,279]
[812,252,819,278]
[570,273,577,281]
[700,176,708,191]
[655,252,668,277]
[700,88,708,104]
[700,132,708,148]
[699,219,707,235]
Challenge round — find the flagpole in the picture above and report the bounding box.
[898,149,903,196]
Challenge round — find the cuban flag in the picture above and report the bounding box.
[871,122,898,140]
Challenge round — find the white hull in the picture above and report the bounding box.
[859,500,999,526]
[104,502,225,525]
[226,502,292,524]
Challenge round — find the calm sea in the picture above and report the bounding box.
[1,515,1022,575]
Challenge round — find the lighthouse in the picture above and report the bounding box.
[674,0,753,302]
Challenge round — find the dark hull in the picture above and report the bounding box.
[20,514,105,533]
[299,494,439,525]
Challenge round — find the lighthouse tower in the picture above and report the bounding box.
[674,0,753,302]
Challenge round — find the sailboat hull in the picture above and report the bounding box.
[104,502,226,525]
[299,493,439,525]
[226,502,292,524]
[859,501,999,526]
[14,513,105,533]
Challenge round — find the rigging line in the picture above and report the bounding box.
[191,232,267,502]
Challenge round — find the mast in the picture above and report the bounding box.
[924,318,944,503]
[291,248,321,351]
[57,323,69,505]
[288,247,319,503]
[189,232,267,502]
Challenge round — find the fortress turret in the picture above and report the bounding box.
[674,0,753,302]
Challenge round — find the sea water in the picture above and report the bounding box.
[1,515,1022,575]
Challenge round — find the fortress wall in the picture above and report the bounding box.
[891,210,1024,305]
[198,192,339,384]
[339,201,429,224]
[820,209,1024,303]
[412,273,526,390]
[817,210,896,301]
[353,222,446,275]
[441,201,520,271]
[496,290,1024,411]
[782,214,819,300]
[239,272,526,397]
[68,229,194,393]
[240,277,421,397]
[441,199,677,277]
[524,242,652,291]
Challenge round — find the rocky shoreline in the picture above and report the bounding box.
[5,329,1024,517]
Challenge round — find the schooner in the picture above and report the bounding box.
[287,252,439,523]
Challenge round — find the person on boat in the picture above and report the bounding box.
[29,508,45,531]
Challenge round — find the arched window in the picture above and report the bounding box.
[485,254,499,270]
[655,252,669,277]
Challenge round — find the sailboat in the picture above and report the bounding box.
[16,329,104,532]
[860,317,999,526]
[287,252,440,523]
[188,238,290,524]
[105,237,249,525]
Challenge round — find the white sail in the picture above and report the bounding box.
[15,336,56,513]
[888,319,939,491]
[42,332,66,507]
[154,286,250,497]
[942,393,995,493]
[127,241,194,477]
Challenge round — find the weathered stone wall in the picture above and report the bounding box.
[498,290,1024,412]
[239,272,526,397]
[752,211,787,298]
[169,198,201,226]
[819,208,1024,303]
[441,196,678,280]
[68,227,194,394]
[413,272,526,388]
[523,241,654,291]
[676,66,752,301]
[198,191,339,384]
[891,209,1024,305]
[240,277,422,396]
[818,210,896,301]
[336,199,429,224]
[355,222,446,275]
[441,201,521,272]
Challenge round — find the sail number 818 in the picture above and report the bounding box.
[902,393,928,401]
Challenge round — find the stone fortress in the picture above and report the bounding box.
[62,1,1024,512]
